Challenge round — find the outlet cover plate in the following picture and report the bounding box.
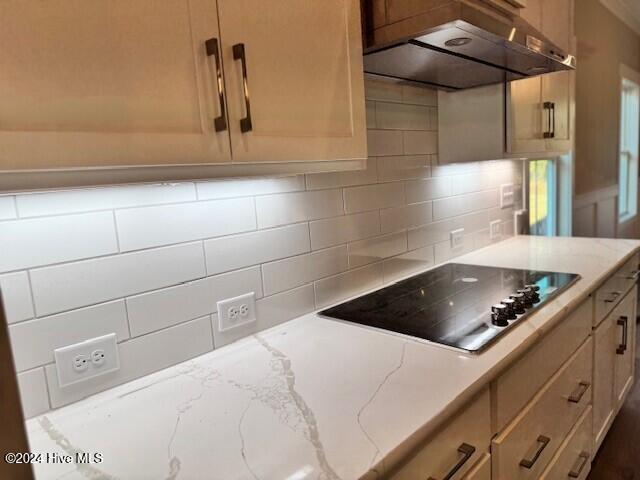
[217,292,256,332]
[489,220,502,240]
[450,228,465,249]
[500,183,515,208]
[54,333,119,388]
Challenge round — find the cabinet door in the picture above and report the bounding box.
[541,70,572,150]
[0,0,231,170]
[507,77,546,153]
[218,0,367,163]
[614,289,636,405]
[540,0,573,53]
[593,313,616,452]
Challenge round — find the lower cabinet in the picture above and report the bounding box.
[390,388,491,480]
[539,406,592,480]
[593,287,637,451]
[491,338,593,480]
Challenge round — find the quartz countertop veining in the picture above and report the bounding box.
[25,236,640,480]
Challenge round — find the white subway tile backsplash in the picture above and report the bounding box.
[305,159,377,190]
[0,196,17,220]
[380,202,432,233]
[0,272,34,323]
[205,224,310,275]
[401,84,437,106]
[344,182,405,213]
[212,284,315,348]
[17,368,50,419]
[256,189,343,228]
[348,232,407,268]
[30,242,206,316]
[366,100,376,128]
[126,267,263,337]
[434,233,475,264]
[196,176,304,200]
[376,155,431,182]
[450,164,519,195]
[403,131,438,155]
[375,102,431,131]
[262,246,348,296]
[309,211,380,250]
[115,197,256,251]
[408,210,489,250]
[9,300,129,372]
[432,189,499,220]
[367,129,403,156]
[382,245,435,283]
[314,263,383,308]
[44,316,213,408]
[15,183,196,217]
[405,177,452,203]
[0,212,118,273]
[364,79,404,102]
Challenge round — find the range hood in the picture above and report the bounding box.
[362,1,576,90]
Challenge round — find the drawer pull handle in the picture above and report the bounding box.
[617,316,628,355]
[625,269,640,280]
[204,37,228,132]
[232,43,253,133]
[603,291,622,303]
[519,435,550,469]
[568,381,590,403]
[568,451,590,478]
[427,443,475,480]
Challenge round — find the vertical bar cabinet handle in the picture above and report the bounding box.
[617,315,628,355]
[204,38,227,132]
[543,102,553,138]
[232,43,253,133]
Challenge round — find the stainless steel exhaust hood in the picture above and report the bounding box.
[362,1,576,90]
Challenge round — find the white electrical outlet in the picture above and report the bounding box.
[500,183,515,208]
[450,228,465,250]
[54,333,119,388]
[218,292,256,332]
[489,220,502,240]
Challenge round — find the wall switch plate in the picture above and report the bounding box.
[450,228,465,250]
[54,333,119,388]
[500,183,515,208]
[489,220,502,240]
[217,292,256,332]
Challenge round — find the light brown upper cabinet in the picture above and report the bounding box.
[0,0,366,185]
[218,0,366,163]
[508,0,574,155]
[507,71,573,154]
[0,0,232,170]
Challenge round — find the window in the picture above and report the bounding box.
[529,159,557,236]
[618,74,640,222]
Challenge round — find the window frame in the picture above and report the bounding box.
[618,64,640,224]
[526,158,558,237]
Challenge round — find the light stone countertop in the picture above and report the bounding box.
[25,235,640,480]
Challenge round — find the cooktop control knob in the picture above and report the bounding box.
[509,293,526,314]
[525,284,541,303]
[500,298,517,319]
[517,288,534,307]
[491,304,509,327]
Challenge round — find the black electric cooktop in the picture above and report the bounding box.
[319,263,580,353]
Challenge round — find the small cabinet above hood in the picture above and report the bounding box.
[361,0,575,90]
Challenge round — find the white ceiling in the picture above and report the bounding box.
[600,0,640,36]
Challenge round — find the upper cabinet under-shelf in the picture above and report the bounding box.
[0,0,366,190]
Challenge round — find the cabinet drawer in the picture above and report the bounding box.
[594,253,639,326]
[391,388,491,480]
[492,298,592,432]
[463,453,491,480]
[492,338,593,480]
[540,406,592,480]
